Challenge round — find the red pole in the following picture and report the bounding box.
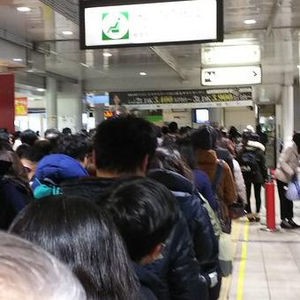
[265,180,276,230]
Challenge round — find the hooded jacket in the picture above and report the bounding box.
[194,149,237,213]
[275,142,299,183]
[237,140,268,184]
[32,154,89,198]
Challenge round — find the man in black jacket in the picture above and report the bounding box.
[61,115,206,300]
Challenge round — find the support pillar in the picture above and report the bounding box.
[281,85,294,145]
[46,77,58,129]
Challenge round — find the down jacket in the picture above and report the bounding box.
[61,176,206,300]
[148,169,218,266]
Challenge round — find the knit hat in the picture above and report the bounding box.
[191,126,214,150]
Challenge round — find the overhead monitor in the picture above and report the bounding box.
[79,0,223,49]
[194,109,209,124]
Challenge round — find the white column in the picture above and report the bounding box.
[46,77,58,129]
[57,82,83,132]
[282,85,294,145]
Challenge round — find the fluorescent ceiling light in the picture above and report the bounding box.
[201,45,260,65]
[12,58,23,62]
[36,88,45,92]
[139,72,147,76]
[244,19,256,25]
[80,63,90,68]
[103,52,112,57]
[62,31,73,35]
[17,7,31,12]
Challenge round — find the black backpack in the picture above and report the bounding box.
[239,151,259,179]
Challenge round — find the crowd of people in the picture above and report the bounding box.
[0,116,298,299]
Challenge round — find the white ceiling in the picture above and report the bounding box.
[0,0,300,103]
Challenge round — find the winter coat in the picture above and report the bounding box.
[61,176,206,300]
[31,154,89,198]
[237,141,268,184]
[275,142,300,183]
[193,169,218,211]
[0,176,32,230]
[232,159,246,203]
[148,168,218,266]
[194,149,237,215]
[133,262,160,300]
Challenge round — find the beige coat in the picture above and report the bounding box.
[275,142,299,183]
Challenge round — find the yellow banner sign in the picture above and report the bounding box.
[15,97,28,116]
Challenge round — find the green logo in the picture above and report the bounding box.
[102,12,129,40]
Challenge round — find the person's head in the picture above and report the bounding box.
[293,132,300,150]
[94,115,157,176]
[0,150,28,182]
[149,147,193,181]
[0,231,86,300]
[62,127,72,135]
[256,124,262,133]
[44,128,61,149]
[101,177,179,264]
[31,154,89,199]
[191,125,216,150]
[168,122,178,134]
[9,195,139,300]
[20,129,38,146]
[52,134,91,165]
[17,143,50,181]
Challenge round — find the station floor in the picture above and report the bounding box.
[219,184,300,300]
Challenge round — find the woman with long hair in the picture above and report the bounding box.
[9,195,139,300]
[0,150,32,229]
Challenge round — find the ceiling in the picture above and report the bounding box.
[0,0,300,103]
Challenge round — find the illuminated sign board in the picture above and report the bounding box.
[108,87,252,109]
[79,0,223,49]
[201,66,262,86]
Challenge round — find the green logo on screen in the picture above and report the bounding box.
[102,12,129,40]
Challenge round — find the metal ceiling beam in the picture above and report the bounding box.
[150,46,186,81]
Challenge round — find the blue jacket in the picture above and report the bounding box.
[32,154,89,198]
[147,169,219,267]
[193,169,218,211]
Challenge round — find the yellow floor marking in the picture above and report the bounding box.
[236,221,250,300]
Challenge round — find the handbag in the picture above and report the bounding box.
[228,196,246,219]
[286,176,300,201]
[218,232,233,277]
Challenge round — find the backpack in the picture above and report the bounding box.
[239,151,259,179]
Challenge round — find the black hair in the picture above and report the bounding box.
[94,116,157,174]
[20,129,38,146]
[62,127,72,135]
[52,134,91,162]
[293,132,300,147]
[191,125,215,150]
[168,122,178,134]
[101,177,179,262]
[148,147,193,181]
[9,195,139,300]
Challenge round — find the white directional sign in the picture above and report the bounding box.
[201,66,262,86]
